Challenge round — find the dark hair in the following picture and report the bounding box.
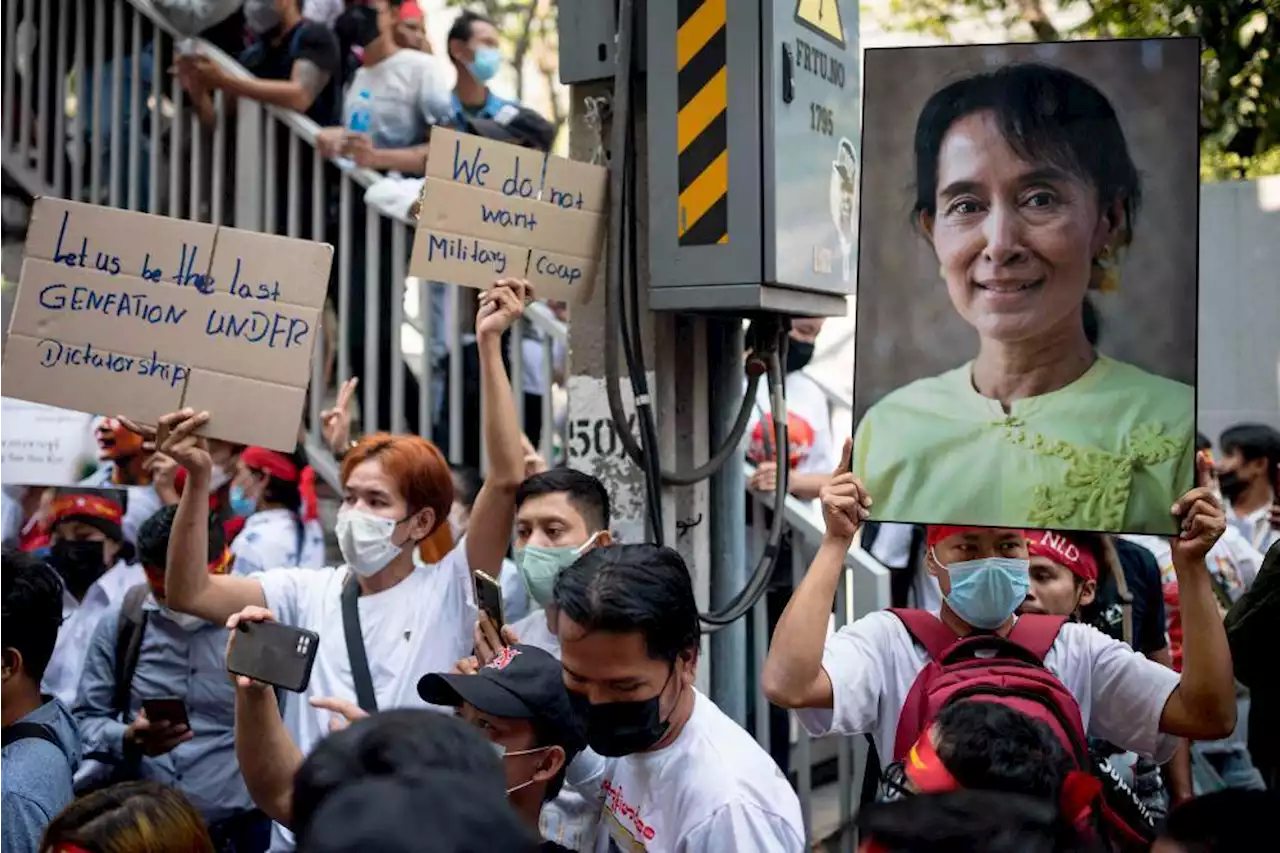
[298,771,540,853]
[450,464,484,511]
[933,700,1072,801]
[248,445,309,554]
[1219,424,1280,466]
[858,790,1098,853]
[912,63,1142,247]
[40,781,215,853]
[137,505,226,574]
[1,547,64,682]
[515,468,612,532]
[553,544,700,662]
[1160,789,1279,852]
[293,710,505,839]
[1196,432,1212,453]
[447,9,495,48]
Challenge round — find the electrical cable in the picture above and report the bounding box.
[602,0,763,490]
[701,338,790,627]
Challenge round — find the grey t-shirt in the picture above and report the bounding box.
[343,49,452,154]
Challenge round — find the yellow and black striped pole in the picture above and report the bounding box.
[676,0,729,246]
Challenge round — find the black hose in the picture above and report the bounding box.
[701,342,790,628]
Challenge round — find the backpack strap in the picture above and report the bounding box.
[1006,613,1068,662]
[342,574,379,714]
[1,722,58,749]
[112,585,152,720]
[888,609,960,660]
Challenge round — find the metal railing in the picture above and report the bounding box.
[2,3,888,846]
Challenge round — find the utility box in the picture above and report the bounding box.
[647,0,860,316]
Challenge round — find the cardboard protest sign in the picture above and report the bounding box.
[410,128,607,303]
[2,198,332,452]
[850,38,1200,536]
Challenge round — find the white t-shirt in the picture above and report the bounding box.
[510,608,559,657]
[1123,530,1263,598]
[591,689,805,853]
[498,557,530,625]
[43,560,146,704]
[344,49,453,153]
[744,371,836,516]
[231,509,326,577]
[253,545,476,761]
[798,611,1182,768]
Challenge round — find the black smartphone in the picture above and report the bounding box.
[226,621,319,693]
[141,697,189,729]
[474,570,505,627]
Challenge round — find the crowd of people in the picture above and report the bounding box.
[2,274,1278,853]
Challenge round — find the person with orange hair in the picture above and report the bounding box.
[39,780,215,853]
[135,278,532,848]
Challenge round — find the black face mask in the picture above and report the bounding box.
[49,539,107,601]
[1217,470,1249,501]
[568,667,679,757]
[786,340,814,374]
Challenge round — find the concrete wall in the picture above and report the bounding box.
[1197,177,1280,447]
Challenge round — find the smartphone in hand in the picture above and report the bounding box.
[226,621,319,693]
[474,571,505,629]
[141,697,190,729]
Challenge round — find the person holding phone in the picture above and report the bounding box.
[73,504,270,852]
[146,280,531,851]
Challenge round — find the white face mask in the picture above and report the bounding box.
[161,606,206,632]
[336,507,409,578]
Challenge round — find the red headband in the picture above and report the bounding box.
[399,0,423,20]
[904,729,959,794]
[1027,530,1098,582]
[242,447,300,483]
[926,526,979,549]
[49,494,124,527]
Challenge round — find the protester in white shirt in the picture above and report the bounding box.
[40,490,145,705]
[763,439,1239,773]
[1217,424,1280,554]
[150,280,534,851]
[464,467,613,851]
[555,544,806,853]
[227,447,326,576]
[317,0,452,174]
[745,318,836,510]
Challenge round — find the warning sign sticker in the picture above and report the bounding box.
[795,0,845,49]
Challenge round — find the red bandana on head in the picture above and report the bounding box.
[1027,530,1098,581]
[48,493,124,527]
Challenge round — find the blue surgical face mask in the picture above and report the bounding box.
[229,485,257,519]
[467,45,502,82]
[937,552,1031,630]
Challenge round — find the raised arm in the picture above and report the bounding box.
[229,607,305,827]
[763,438,870,709]
[1158,476,1237,740]
[123,410,265,623]
[465,280,534,575]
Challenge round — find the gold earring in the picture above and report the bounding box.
[1093,246,1120,293]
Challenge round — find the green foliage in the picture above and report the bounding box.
[881,0,1280,180]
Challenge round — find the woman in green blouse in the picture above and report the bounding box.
[855,62,1194,534]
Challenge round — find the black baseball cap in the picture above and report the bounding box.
[461,105,556,153]
[417,644,585,761]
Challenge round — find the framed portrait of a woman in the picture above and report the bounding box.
[851,37,1200,535]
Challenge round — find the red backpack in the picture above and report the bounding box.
[889,609,1153,849]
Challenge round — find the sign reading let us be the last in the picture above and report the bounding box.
[410,128,608,303]
[1,198,332,451]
